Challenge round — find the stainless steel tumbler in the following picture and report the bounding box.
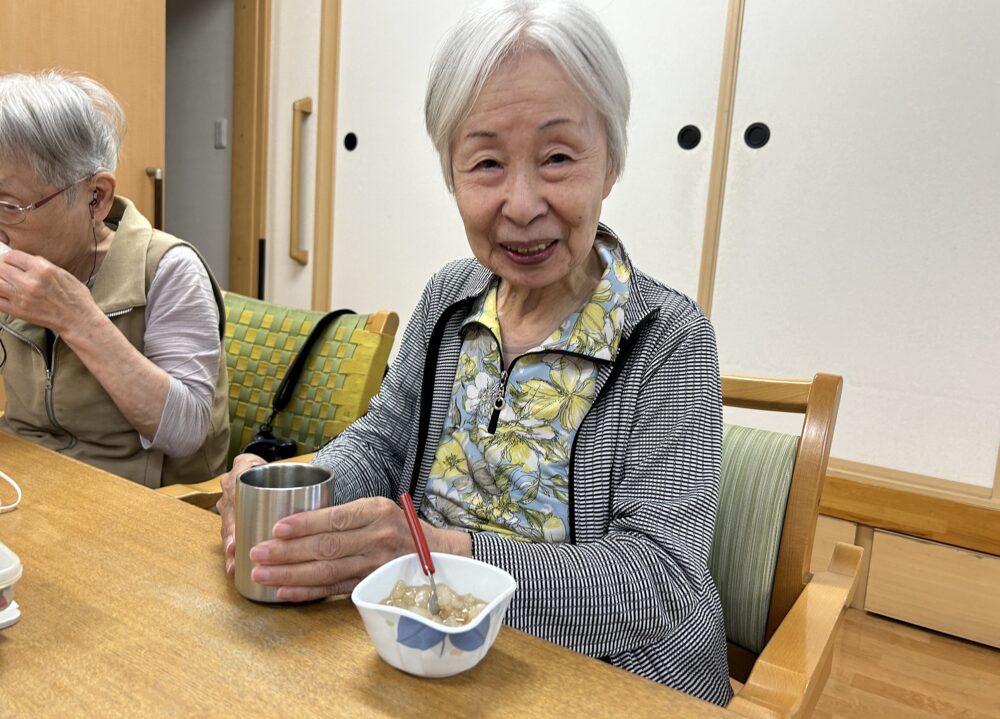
[235,463,334,602]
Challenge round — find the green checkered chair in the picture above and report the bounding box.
[710,374,863,718]
[158,292,398,508]
[221,292,398,465]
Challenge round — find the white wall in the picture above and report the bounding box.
[165,0,233,286]
[713,0,1000,488]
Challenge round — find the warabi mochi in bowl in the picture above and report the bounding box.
[351,552,517,678]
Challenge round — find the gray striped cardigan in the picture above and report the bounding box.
[316,229,733,706]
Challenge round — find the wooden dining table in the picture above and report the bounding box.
[0,433,737,718]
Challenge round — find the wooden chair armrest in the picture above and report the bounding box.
[155,452,321,509]
[727,542,864,719]
[364,310,399,336]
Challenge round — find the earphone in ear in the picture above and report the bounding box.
[89,190,97,218]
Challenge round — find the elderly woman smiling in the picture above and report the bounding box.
[0,72,230,487]
[219,0,731,705]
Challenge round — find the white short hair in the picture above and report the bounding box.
[425,0,630,192]
[0,70,125,200]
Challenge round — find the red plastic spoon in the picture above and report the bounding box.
[398,492,440,614]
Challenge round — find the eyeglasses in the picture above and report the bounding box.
[0,175,93,226]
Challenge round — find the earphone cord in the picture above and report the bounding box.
[0,470,22,514]
[85,216,99,289]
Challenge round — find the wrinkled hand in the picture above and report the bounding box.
[218,453,269,576]
[246,497,472,602]
[0,249,97,333]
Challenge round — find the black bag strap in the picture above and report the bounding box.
[260,308,355,431]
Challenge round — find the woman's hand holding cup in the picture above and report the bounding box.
[218,453,269,576]
[242,496,474,603]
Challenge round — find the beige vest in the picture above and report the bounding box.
[0,197,229,487]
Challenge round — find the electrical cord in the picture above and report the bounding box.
[0,470,21,513]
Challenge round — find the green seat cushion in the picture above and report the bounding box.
[709,423,799,653]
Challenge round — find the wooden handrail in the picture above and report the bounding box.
[289,96,312,266]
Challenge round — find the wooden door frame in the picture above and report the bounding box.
[229,0,271,297]
[696,0,744,318]
[230,0,339,308]
[310,0,341,311]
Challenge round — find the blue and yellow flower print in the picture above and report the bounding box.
[423,239,631,542]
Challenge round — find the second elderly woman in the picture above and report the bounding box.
[219,0,732,705]
[0,71,229,487]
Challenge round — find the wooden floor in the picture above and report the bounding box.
[813,609,1000,718]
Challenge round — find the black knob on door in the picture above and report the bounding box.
[744,122,770,149]
[677,125,701,150]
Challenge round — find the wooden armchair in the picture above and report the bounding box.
[157,292,398,508]
[709,373,863,719]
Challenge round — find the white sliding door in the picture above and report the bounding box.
[590,0,729,301]
[331,0,729,334]
[330,0,468,325]
[713,0,1000,488]
[265,0,322,308]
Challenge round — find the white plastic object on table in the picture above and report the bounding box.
[0,541,22,629]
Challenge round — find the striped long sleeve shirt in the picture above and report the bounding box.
[315,228,733,706]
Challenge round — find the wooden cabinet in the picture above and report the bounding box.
[809,517,1000,648]
[866,530,1000,648]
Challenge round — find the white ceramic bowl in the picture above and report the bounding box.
[352,552,517,678]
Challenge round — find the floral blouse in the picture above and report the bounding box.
[422,239,631,542]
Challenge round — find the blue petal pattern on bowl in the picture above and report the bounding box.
[395,614,491,653]
[397,616,446,650]
[450,617,490,651]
